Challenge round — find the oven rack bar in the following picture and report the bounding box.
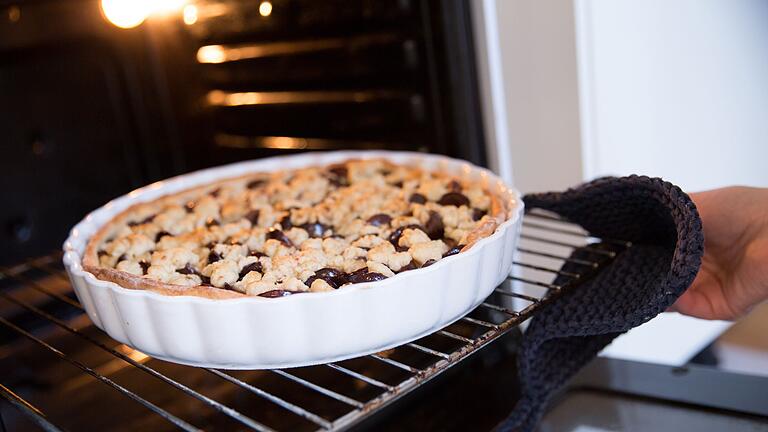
[0,212,624,431]
[0,384,61,432]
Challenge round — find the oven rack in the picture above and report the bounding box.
[0,212,628,431]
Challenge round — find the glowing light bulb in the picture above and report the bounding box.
[100,0,150,29]
[183,4,198,25]
[197,45,226,63]
[101,0,189,29]
[259,1,272,17]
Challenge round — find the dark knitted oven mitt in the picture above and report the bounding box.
[499,176,704,431]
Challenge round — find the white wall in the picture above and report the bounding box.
[576,0,768,191]
[477,0,768,365]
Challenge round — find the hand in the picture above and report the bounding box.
[671,186,768,320]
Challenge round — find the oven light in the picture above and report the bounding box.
[259,1,272,17]
[197,45,226,63]
[100,0,150,28]
[100,0,188,29]
[183,4,198,25]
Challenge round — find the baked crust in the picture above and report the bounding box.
[83,158,510,299]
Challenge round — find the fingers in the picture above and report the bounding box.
[671,270,739,321]
[672,289,714,320]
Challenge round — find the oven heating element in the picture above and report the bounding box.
[0,211,628,431]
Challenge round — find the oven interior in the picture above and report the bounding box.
[1,0,484,265]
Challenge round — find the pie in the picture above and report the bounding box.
[83,158,510,299]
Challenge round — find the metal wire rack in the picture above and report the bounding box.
[0,211,628,432]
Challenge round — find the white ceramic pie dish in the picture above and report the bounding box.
[63,151,523,369]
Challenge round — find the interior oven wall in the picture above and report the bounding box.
[0,0,488,265]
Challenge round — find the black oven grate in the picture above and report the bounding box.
[0,212,628,431]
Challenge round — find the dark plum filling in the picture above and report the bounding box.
[305,267,347,288]
[367,213,392,227]
[128,214,156,227]
[155,231,171,242]
[437,192,470,207]
[177,263,198,275]
[388,224,425,246]
[279,215,293,230]
[472,208,486,221]
[442,245,465,258]
[300,222,327,238]
[239,262,263,280]
[327,166,349,187]
[244,210,260,225]
[259,290,296,298]
[139,261,150,274]
[397,261,418,273]
[176,263,211,285]
[346,270,387,284]
[207,250,221,264]
[247,179,266,189]
[409,193,427,204]
[266,228,294,247]
[424,211,445,240]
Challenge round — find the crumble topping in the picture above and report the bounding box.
[90,158,504,298]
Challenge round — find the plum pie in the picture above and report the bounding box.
[83,159,510,299]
